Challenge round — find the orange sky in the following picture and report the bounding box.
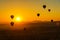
[0,0,60,23]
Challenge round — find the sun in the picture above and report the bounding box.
[16,17,21,22]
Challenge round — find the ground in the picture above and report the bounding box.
[0,21,60,40]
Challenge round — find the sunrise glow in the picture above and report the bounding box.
[15,17,21,22]
[0,0,60,23]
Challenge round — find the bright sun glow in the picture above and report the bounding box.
[16,17,21,22]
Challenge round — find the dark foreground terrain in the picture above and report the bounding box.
[0,21,60,40]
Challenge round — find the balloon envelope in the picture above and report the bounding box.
[51,20,53,22]
[24,28,26,31]
[37,13,40,17]
[48,9,51,12]
[10,15,14,19]
[43,5,46,9]
[10,22,14,26]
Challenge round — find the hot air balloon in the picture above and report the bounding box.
[10,15,14,19]
[48,9,51,12]
[24,28,26,31]
[51,20,53,22]
[10,22,14,26]
[37,13,40,17]
[43,5,46,9]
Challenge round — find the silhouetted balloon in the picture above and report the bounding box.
[51,20,53,22]
[24,28,26,31]
[48,9,51,12]
[10,22,14,26]
[10,15,14,19]
[43,5,46,9]
[37,13,40,17]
